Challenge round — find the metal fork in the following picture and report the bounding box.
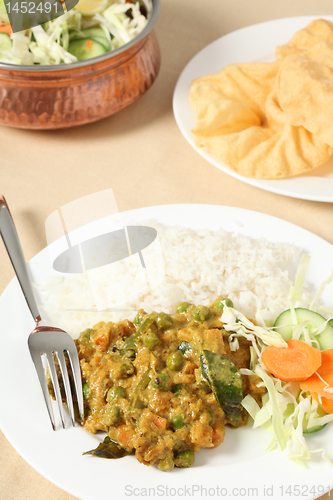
[0,195,84,430]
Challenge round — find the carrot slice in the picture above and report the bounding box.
[261,339,321,381]
[312,391,333,414]
[86,39,93,52]
[300,349,333,399]
[0,25,12,35]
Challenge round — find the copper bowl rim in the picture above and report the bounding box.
[0,0,160,73]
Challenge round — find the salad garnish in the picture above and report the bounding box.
[219,258,333,466]
[0,0,152,65]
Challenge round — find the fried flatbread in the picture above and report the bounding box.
[190,19,333,179]
[277,20,333,148]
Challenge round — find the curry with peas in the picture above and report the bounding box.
[52,298,264,471]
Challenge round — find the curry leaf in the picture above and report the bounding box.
[178,341,192,354]
[200,349,243,426]
[83,436,132,459]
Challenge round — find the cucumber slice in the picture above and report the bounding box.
[71,28,111,51]
[80,27,109,40]
[303,422,327,434]
[319,319,333,350]
[303,406,328,434]
[89,36,110,51]
[274,308,333,350]
[285,402,328,434]
[0,32,12,53]
[68,38,107,61]
[68,29,80,41]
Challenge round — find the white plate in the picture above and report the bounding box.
[173,16,333,203]
[1,204,333,500]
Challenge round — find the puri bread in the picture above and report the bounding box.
[190,19,333,179]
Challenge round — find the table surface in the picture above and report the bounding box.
[1,0,333,499]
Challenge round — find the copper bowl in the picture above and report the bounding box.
[0,0,161,129]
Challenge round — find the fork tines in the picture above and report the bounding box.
[28,331,84,431]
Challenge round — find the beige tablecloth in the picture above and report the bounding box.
[1,0,333,498]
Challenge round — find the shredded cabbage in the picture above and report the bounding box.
[0,0,8,24]
[241,369,333,466]
[221,255,333,466]
[0,0,152,65]
[221,305,287,357]
[310,268,333,311]
[289,254,311,306]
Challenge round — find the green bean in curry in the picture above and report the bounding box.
[49,297,264,471]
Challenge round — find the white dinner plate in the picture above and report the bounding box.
[1,204,333,500]
[173,16,333,203]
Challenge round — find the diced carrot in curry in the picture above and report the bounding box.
[117,424,136,449]
[56,300,262,471]
[150,413,167,429]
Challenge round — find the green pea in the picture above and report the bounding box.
[156,312,173,330]
[142,329,159,350]
[106,386,126,402]
[157,456,174,472]
[174,450,195,468]
[166,351,184,371]
[193,305,211,322]
[151,373,171,391]
[215,296,234,310]
[104,405,122,426]
[82,382,89,399]
[120,362,135,377]
[175,302,191,314]
[171,414,185,430]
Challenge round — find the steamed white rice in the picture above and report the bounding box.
[36,221,303,339]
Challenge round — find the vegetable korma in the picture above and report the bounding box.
[72,298,264,471]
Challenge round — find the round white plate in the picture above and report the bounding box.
[1,204,333,500]
[173,16,333,203]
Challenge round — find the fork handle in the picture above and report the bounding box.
[0,195,40,323]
